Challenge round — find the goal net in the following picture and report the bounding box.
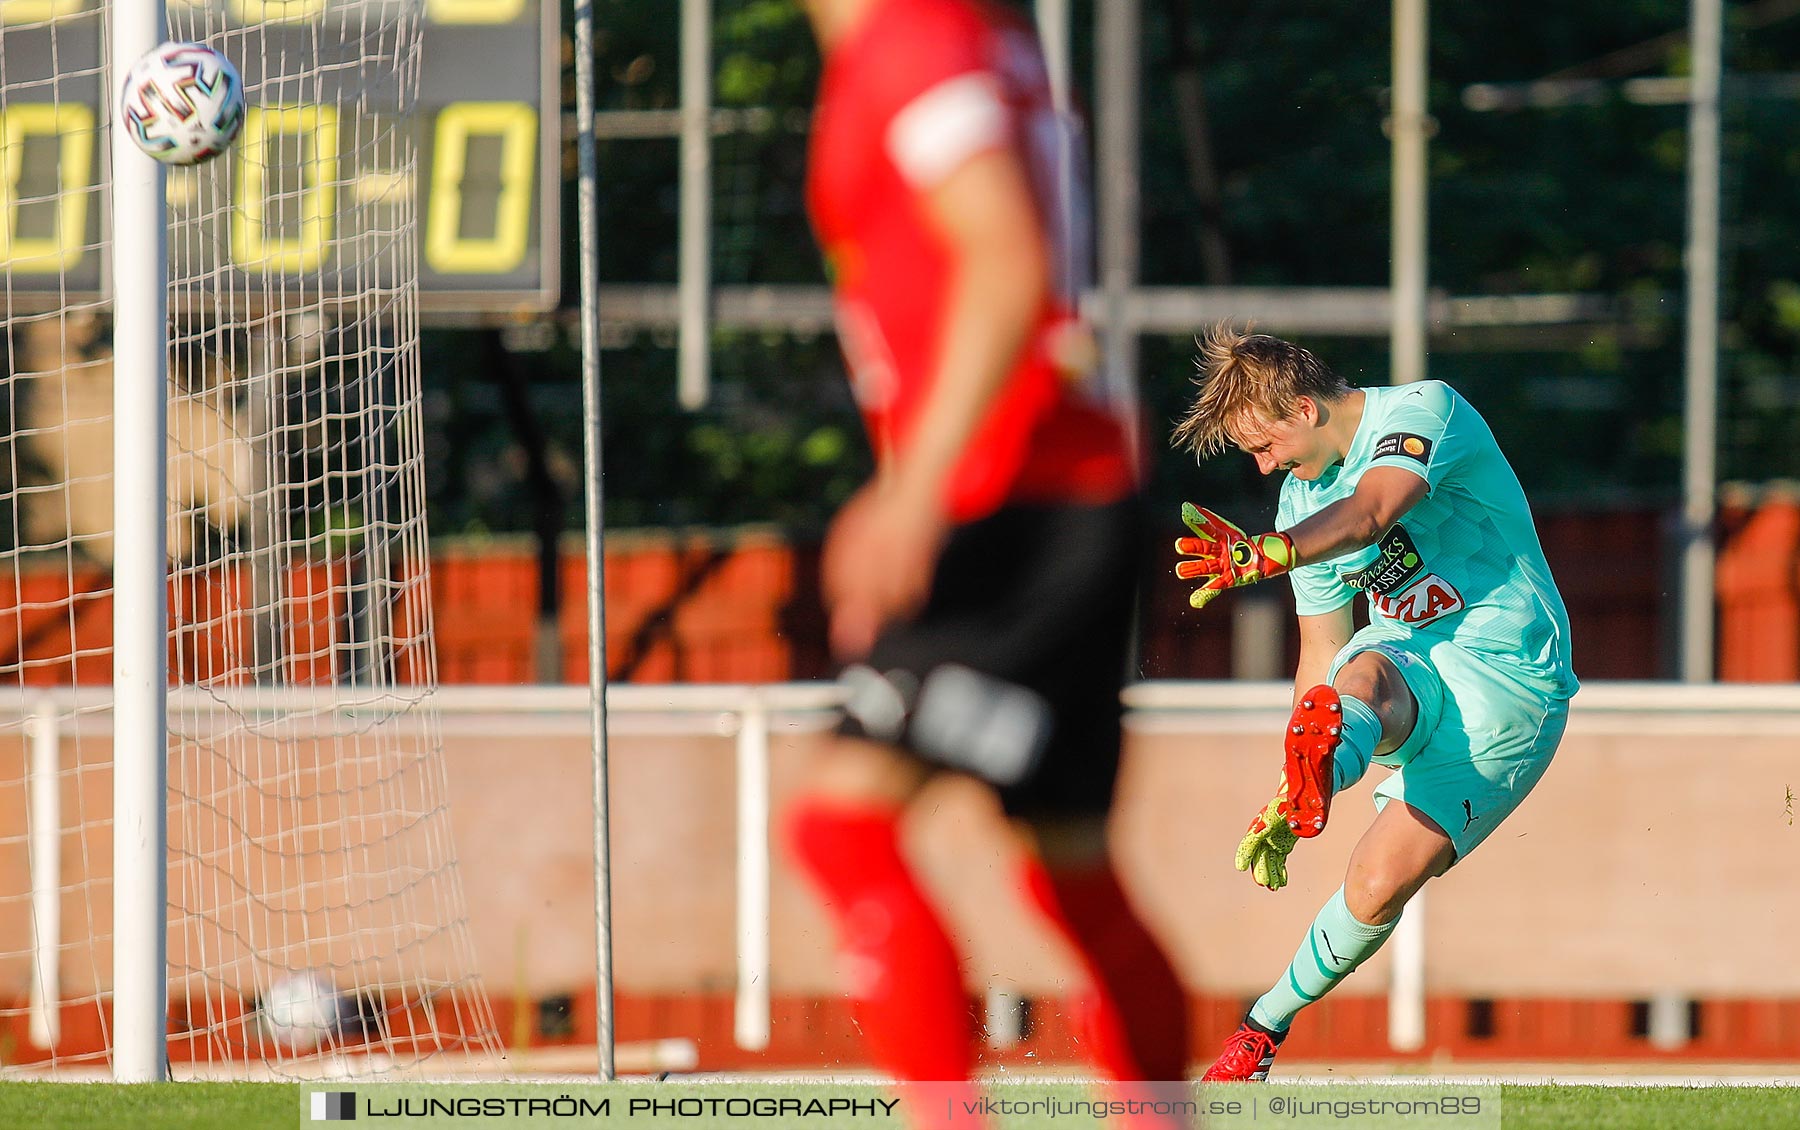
[0,0,498,1075]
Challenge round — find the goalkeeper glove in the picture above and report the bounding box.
[1235,793,1300,892]
[1174,503,1296,610]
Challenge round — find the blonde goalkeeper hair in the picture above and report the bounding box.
[1171,323,1352,457]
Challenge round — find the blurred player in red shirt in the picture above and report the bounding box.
[787,0,1191,1110]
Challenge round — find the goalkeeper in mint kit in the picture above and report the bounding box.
[1171,326,1578,1081]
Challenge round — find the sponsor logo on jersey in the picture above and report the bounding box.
[1340,524,1426,597]
[1372,572,1466,627]
[1374,431,1433,464]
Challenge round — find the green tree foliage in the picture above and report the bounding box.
[427,0,1800,537]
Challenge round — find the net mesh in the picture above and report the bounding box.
[0,0,497,1076]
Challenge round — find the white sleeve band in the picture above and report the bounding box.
[885,71,1010,188]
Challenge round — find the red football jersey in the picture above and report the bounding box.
[806,0,1137,522]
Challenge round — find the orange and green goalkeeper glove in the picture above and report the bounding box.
[1174,502,1296,610]
[1235,793,1300,891]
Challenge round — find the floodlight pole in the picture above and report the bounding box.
[1096,0,1141,447]
[1390,0,1429,386]
[1681,0,1722,683]
[572,0,617,1082]
[109,0,170,1084]
[1035,0,1083,353]
[1386,0,1430,1055]
[1035,0,1071,112]
[676,0,711,409]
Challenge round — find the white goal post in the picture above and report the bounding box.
[109,0,171,1083]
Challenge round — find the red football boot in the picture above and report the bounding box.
[1278,685,1342,838]
[1200,1015,1286,1082]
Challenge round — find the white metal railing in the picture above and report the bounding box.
[25,695,61,1050]
[10,680,1800,1056]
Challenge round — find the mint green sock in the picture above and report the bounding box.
[1330,693,1381,793]
[1249,886,1398,1033]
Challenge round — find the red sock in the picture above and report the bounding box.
[787,800,974,1083]
[1021,855,1191,1081]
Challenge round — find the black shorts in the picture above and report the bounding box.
[836,496,1144,820]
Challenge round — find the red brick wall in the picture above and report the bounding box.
[1717,493,1800,680]
[433,508,1684,685]
[12,500,1800,684]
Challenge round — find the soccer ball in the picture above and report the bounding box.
[258,971,344,1051]
[118,41,245,166]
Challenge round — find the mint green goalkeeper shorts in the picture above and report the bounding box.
[1327,627,1570,861]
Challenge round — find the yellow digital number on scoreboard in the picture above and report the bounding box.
[426,0,526,25]
[0,0,85,24]
[0,103,93,272]
[232,104,340,274]
[227,0,327,25]
[426,101,536,275]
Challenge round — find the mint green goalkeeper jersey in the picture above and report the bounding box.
[1276,381,1579,699]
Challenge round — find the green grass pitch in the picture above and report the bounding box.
[2,1081,1798,1129]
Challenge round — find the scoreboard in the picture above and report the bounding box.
[0,0,559,313]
